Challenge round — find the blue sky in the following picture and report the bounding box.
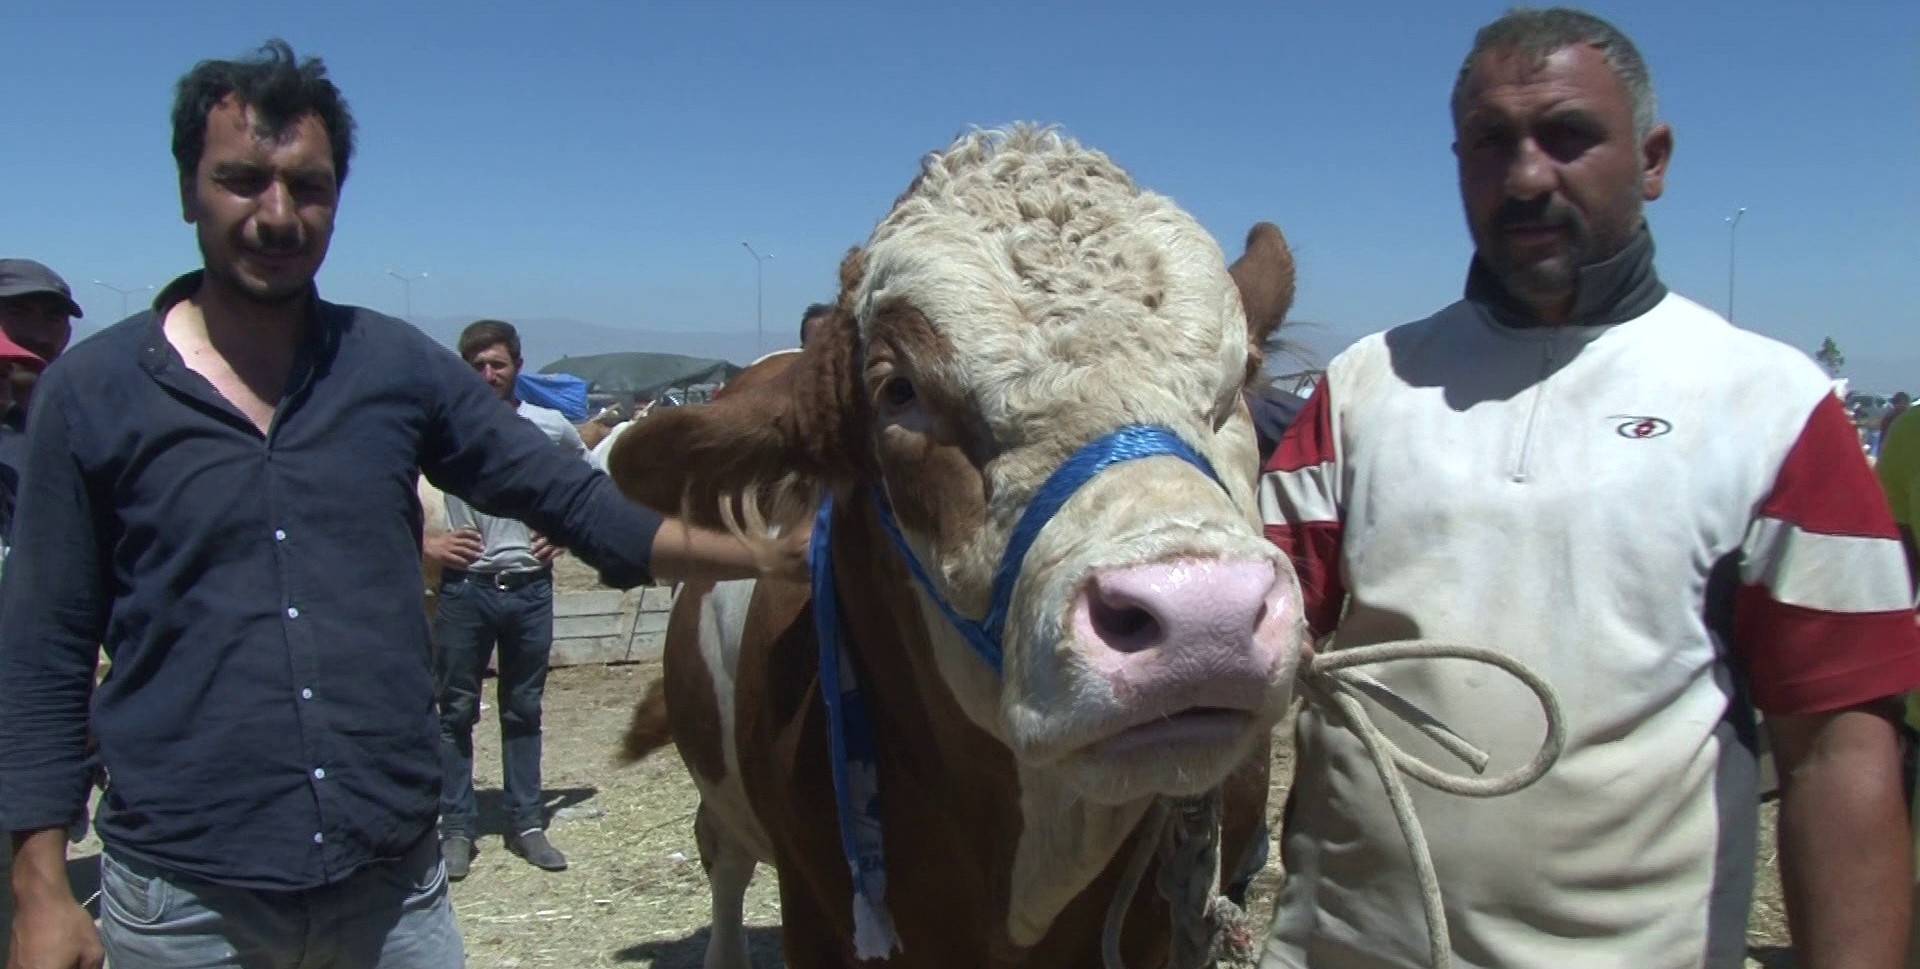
[6,0,1915,391]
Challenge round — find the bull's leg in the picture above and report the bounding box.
[696,800,758,969]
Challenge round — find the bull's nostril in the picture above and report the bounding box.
[1088,592,1163,653]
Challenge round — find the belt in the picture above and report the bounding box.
[445,567,551,592]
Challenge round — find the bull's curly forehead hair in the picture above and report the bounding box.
[1451,6,1659,140]
[170,38,358,187]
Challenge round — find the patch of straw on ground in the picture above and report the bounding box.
[452,663,782,968]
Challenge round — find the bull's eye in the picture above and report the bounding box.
[881,376,917,409]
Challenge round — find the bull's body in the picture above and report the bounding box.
[612,127,1303,968]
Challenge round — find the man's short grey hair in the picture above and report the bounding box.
[1451,7,1659,140]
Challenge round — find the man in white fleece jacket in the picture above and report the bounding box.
[1259,8,1920,969]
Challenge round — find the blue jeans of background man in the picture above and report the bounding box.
[434,570,554,839]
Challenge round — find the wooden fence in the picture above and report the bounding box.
[548,584,677,667]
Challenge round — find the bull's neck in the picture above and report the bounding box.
[831,492,1020,810]
[827,492,1160,958]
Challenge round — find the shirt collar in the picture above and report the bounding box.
[140,271,339,378]
[1464,224,1667,330]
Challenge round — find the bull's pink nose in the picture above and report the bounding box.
[1076,559,1280,657]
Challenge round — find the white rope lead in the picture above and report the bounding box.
[1103,639,1568,969]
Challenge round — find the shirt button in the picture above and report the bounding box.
[274,529,287,542]
[300,688,313,700]
[287,607,300,619]
[312,767,326,780]
[312,832,324,844]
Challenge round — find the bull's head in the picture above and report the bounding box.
[612,126,1305,805]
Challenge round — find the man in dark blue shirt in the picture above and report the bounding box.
[0,40,806,969]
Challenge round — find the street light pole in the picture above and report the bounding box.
[385,269,429,322]
[92,280,154,318]
[1724,207,1746,323]
[741,242,771,355]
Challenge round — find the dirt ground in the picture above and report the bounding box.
[26,654,1792,967]
[447,662,1794,968]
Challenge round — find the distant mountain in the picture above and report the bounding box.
[71,310,1901,396]
[72,311,1359,379]
[405,315,778,371]
[424,313,1367,378]
[71,312,776,372]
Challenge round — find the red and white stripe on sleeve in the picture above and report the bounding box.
[1260,380,1346,636]
[1734,393,1920,715]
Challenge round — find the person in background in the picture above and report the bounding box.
[1246,380,1306,464]
[1881,392,1914,457]
[0,331,46,569]
[0,258,79,420]
[0,258,79,553]
[799,302,834,350]
[1877,399,1920,969]
[1881,404,1920,590]
[425,319,585,879]
[0,40,807,969]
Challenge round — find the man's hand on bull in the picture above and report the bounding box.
[425,527,484,569]
[530,532,565,566]
[647,518,813,586]
[757,521,812,585]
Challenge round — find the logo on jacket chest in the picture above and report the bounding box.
[1608,415,1673,439]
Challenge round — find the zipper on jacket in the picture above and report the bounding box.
[1509,342,1557,483]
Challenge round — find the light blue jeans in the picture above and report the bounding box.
[97,834,465,968]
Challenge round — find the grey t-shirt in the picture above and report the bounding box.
[441,401,589,574]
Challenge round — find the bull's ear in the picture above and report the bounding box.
[1229,222,1297,384]
[605,250,870,529]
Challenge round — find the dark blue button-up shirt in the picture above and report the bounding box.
[0,273,662,889]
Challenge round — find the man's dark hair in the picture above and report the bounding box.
[458,320,521,364]
[171,39,358,187]
[1452,7,1657,139]
[800,303,835,343]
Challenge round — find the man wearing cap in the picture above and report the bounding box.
[0,258,81,415]
[0,258,77,558]
[0,330,47,567]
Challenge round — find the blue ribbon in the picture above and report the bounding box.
[812,496,901,957]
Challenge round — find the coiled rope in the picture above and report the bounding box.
[1103,639,1568,969]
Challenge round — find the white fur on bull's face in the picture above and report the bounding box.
[853,127,1305,805]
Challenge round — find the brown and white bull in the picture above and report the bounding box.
[609,126,1306,969]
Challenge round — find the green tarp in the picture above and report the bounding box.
[538,352,742,401]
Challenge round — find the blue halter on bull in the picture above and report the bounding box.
[810,424,1230,959]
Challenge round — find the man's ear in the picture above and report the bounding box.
[1641,123,1673,202]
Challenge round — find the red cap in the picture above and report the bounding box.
[0,329,44,371]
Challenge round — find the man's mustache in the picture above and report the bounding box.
[243,228,306,256]
[1492,198,1582,232]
